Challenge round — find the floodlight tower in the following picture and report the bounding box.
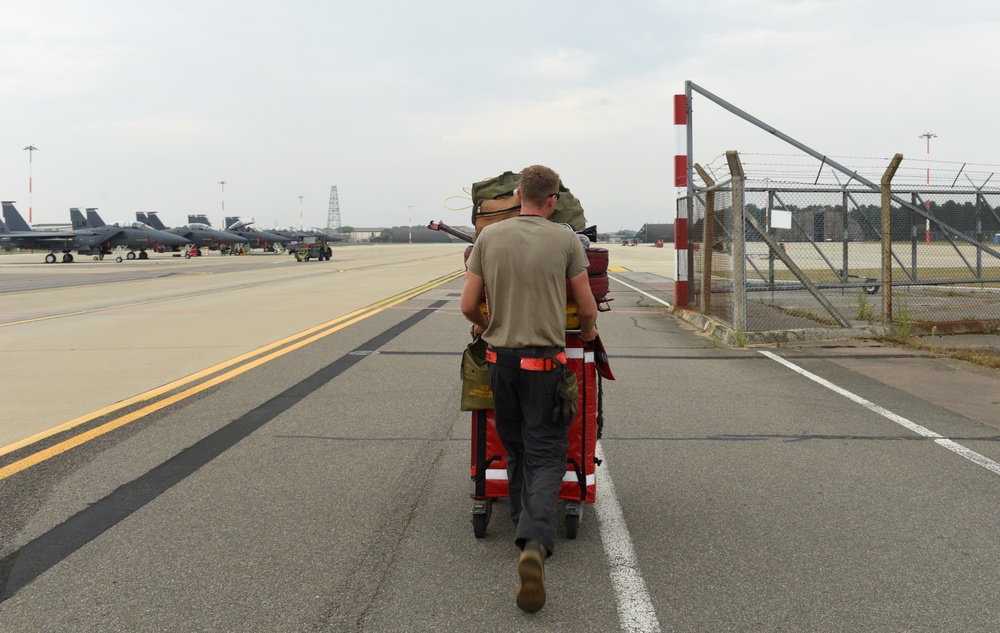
[219,180,227,215]
[326,186,341,231]
[299,195,304,230]
[919,131,936,244]
[23,145,38,224]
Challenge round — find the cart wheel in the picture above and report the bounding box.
[566,514,580,539]
[472,500,492,539]
[865,282,880,295]
[564,501,582,539]
[473,513,488,538]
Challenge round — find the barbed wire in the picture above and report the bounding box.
[694,152,1000,191]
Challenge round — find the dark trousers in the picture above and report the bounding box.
[488,362,568,556]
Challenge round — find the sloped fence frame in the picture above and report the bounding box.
[676,82,1000,338]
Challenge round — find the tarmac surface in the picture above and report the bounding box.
[1,243,998,632]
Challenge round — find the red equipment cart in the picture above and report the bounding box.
[469,331,606,539]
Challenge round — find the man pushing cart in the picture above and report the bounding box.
[458,165,613,614]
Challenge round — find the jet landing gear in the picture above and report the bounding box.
[43,253,75,264]
[114,249,148,262]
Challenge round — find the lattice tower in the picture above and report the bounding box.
[326,185,341,230]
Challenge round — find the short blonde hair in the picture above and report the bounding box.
[519,165,560,206]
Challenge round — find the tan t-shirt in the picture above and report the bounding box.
[466,216,589,349]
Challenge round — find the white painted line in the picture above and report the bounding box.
[610,275,673,308]
[760,350,1000,476]
[594,440,662,632]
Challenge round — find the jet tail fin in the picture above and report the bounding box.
[86,208,106,228]
[2,202,32,232]
[70,208,89,229]
[143,212,167,231]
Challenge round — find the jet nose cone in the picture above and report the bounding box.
[217,231,249,243]
[161,232,191,245]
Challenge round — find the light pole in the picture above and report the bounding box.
[919,131,936,244]
[299,196,304,230]
[23,145,38,224]
[219,181,226,221]
[408,205,412,244]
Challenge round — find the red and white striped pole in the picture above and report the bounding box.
[674,94,687,190]
[674,94,688,306]
[24,145,38,224]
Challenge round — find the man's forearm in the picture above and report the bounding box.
[466,310,489,332]
[460,270,489,333]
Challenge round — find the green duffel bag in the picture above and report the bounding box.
[470,170,587,232]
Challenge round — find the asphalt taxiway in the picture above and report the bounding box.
[2,243,999,632]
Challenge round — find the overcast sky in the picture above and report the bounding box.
[3,0,999,232]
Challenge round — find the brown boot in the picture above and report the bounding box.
[516,540,547,613]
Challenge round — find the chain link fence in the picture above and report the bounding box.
[681,154,1000,335]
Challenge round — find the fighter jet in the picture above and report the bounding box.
[223,216,295,251]
[1,202,188,263]
[136,212,249,256]
[272,225,344,243]
[186,215,290,252]
[266,224,344,257]
[69,207,190,261]
[1,203,102,263]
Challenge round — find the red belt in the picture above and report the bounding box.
[485,349,566,371]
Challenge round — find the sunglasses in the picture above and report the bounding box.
[548,192,561,200]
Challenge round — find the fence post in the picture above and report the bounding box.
[881,153,903,322]
[976,192,985,279]
[842,191,849,283]
[910,193,919,282]
[694,164,715,314]
[726,151,746,334]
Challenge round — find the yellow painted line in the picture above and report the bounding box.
[0,270,464,478]
[0,269,463,458]
[609,265,631,272]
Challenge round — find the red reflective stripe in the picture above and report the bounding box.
[519,351,567,371]
[674,155,687,188]
[675,217,688,245]
[486,350,566,370]
[519,357,548,370]
[673,94,687,125]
